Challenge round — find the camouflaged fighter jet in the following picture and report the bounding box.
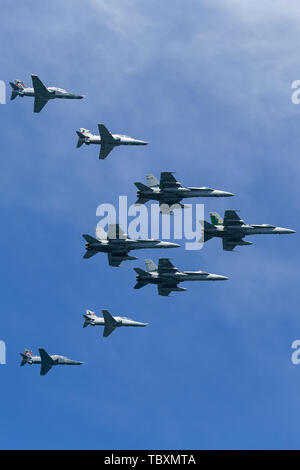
[203,210,296,251]
[9,75,84,113]
[134,258,228,296]
[83,309,148,337]
[82,224,180,267]
[76,124,148,159]
[135,172,234,214]
[20,349,83,376]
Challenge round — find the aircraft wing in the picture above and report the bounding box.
[33,97,49,113]
[160,172,178,189]
[99,144,115,160]
[40,363,52,376]
[107,224,127,240]
[31,75,50,97]
[107,252,126,267]
[102,309,118,337]
[158,258,178,273]
[158,284,176,297]
[223,210,244,226]
[222,237,243,251]
[98,124,116,143]
[39,348,54,375]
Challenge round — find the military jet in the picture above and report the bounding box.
[76,124,148,159]
[83,309,148,337]
[134,258,228,296]
[83,224,180,267]
[9,74,84,113]
[203,210,296,251]
[135,172,234,213]
[20,348,83,376]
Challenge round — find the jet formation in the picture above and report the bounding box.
[204,210,296,251]
[134,258,228,296]
[9,74,84,113]
[20,348,83,376]
[12,74,296,375]
[76,124,148,159]
[83,223,179,267]
[135,172,234,213]
[83,309,148,337]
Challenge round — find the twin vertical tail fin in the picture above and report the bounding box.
[210,212,223,225]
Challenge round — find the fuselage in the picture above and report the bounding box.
[25,355,82,366]
[79,130,147,146]
[84,314,147,328]
[86,238,180,253]
[15,86,83,100]
[137,270,228,284]
[205,224,296,238]
[137,186,234,202]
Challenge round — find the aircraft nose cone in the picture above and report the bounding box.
[210,274,229,281]
[276,227,296,234]
[216,190,235,197]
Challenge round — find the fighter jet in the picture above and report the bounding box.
[135,172,234,213]
[83,309,148,337]
[203,210,296,251]
[20,348,83,376]
[134,258,228,296]
[76,124,148,159]
[9,74,84,113]
[83,224,180,267]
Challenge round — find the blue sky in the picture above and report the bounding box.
[0,0,300,450]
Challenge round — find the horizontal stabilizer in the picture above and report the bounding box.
[76,131,85,148]
[83,250,98,259]
[10,90,18,101]
[134,280,148,290]
[82,234,99,244]
[135,182,149,192]
[134,267,149,277]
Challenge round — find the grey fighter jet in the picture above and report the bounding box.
[76,124,148,159]
[83,309,148,337]
[9,75,84,113]
[135,172,234,213]
[83,224,180,267]
[20,348,83,376]
[203,210,296,251]
[134,258,228,296]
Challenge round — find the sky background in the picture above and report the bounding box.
[0,0,300,450]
